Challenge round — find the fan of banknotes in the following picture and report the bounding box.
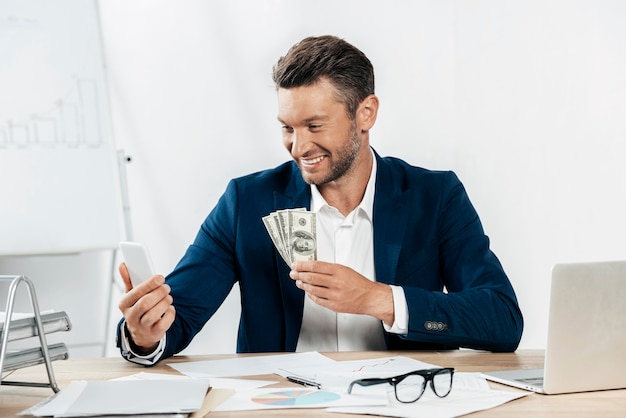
[262,208,317,266]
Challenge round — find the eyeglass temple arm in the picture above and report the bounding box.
[347,377,390,394]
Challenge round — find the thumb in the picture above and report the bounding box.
[118,262,133,292]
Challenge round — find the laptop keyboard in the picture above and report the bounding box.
[516,377,544,386]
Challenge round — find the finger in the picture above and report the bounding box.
[119,275,167,310]
[296,277,332,298]
[119,262,133,292]
[291,260,334,274]
[129,284,171,320]
[305,289,333,309]
[290,270,324,287]
[138,306,176,347]
[150,305,176,337]
[155,305,176,333]
[127,305,175,349]
[138,294,174,328]
[290,264,336,286]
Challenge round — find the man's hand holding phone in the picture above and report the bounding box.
[118,242,175,354]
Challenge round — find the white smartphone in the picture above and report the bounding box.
[119,241,156,286]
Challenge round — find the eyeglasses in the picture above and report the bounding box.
[347,368,454,403]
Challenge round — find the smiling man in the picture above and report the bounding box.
[117,35,523,365]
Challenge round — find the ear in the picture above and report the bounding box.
[357,94,379,132]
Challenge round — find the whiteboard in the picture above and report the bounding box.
[0,0,124,255]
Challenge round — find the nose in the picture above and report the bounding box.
[285,128,309,157]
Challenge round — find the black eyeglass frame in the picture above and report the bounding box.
[347,367,455,403]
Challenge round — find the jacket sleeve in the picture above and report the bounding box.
[159,179,241,359]
[401,172,523,352]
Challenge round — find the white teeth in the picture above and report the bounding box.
[302,156,324,165]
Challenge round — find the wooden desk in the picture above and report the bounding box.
[1,350,624,417]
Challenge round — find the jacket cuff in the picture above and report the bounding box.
[119,320,166,366]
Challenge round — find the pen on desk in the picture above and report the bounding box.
[287,375,322,389]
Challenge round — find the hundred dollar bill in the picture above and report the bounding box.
[277,208,307,263]
[262,214,290,265]
[275,210,292,264]
[287,210,317,262]
[262,208,309,266]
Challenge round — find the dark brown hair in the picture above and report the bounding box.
[272,35,375,119]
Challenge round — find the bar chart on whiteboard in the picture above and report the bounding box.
[0,0,124,256]
[1,78,104,149]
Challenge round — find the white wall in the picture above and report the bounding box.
[96,0,626,355]
[4,0,623,357]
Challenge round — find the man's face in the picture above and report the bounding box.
[277,79,361,186]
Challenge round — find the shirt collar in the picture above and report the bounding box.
[310,148,377,222]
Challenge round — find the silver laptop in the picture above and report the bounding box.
[482,260,626,394]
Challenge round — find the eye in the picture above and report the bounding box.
[308,124,322,131]
[281,125,294,133]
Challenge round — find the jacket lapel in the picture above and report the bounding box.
[372,153,411,286]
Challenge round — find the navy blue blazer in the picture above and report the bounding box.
[126,150,523,359]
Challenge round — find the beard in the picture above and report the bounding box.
[301,123,361,186]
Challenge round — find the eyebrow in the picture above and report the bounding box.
[277,115,330,125]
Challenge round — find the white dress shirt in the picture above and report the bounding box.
[296,152,409,352]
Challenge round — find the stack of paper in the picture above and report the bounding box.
[0,311,71,342]
[22,379,211,417]
[1,311,71,372]
[169,352,530,416]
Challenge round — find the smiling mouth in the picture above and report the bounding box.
[300,155,325,166]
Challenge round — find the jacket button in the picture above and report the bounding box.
[424,321,448,332]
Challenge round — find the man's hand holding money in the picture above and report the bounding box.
[263,208,394,324]
[289,259,395,325]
